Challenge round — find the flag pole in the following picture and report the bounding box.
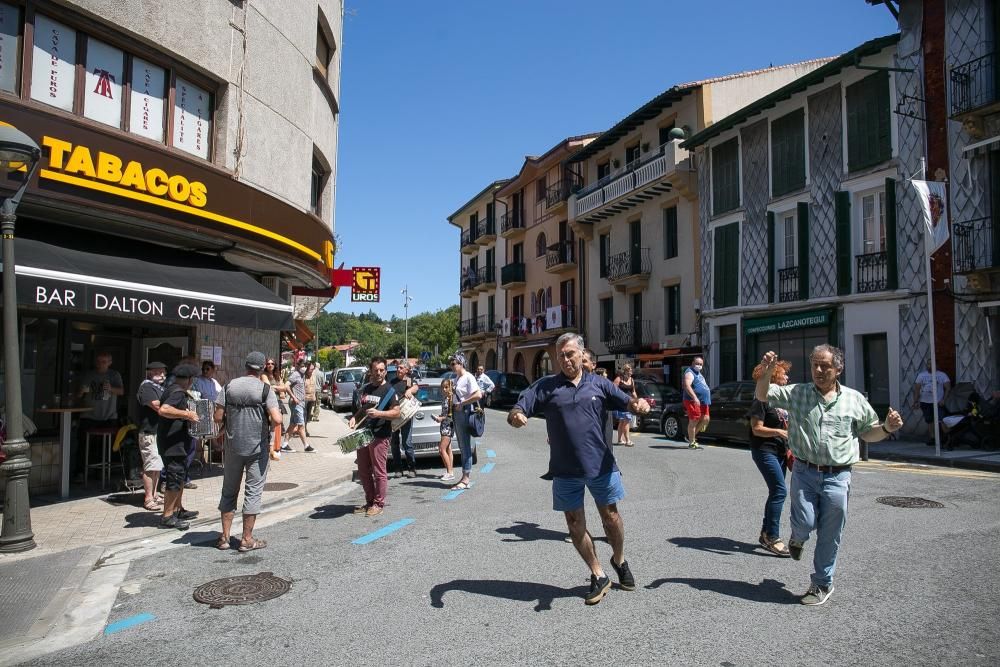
[917,158,942,457]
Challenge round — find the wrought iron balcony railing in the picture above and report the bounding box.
[606,320,655,354]
[500,210,524,235]
[778,266,799,302]
[500,262,525,285]
[607,247,651,282]
[545,241,575,269]
[477,265,496,286]
[477,216,496,239]
[950,51,998,117]
[856,251,888,293]
[953,216,1000,274]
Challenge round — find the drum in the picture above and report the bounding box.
[336,428,374,454]
[188,398,219,439]
[391,397,422,432]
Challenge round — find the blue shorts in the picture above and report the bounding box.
[290,403,305,425]
[552,471,625,512]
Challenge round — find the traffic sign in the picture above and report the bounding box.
[421,351,431,361]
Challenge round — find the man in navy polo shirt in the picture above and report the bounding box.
[509,333,650,605]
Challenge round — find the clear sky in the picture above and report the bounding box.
[332,0,898,320]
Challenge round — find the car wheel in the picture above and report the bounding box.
[661,415,681,440]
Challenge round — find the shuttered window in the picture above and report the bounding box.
[599,233,610,278]
[665,285,681,335]
[712,138,740,215]
[771,108,806,196]
[599,298,612,341]
[663,206,678,259]
[846,71,892,173]
[713,222,740,308]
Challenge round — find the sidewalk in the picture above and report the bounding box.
[866,437,1000,472]
[0,407,355,564]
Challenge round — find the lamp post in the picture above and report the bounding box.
[401,286,413,361]
[0,125,41,553]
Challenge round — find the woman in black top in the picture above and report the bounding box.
[613,365,638,446]
[749,359,792,557]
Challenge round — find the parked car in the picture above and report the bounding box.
[331,366,367,412]
[482,370,530,409]
[319,371,334,409]
[633,379,681,432]
[659,380,758,444]
[408,378,477,464]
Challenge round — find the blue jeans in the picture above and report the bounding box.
[789,460,852,588]
[453,406,474,474]
[751,448,787,540]
[391,419,415,469]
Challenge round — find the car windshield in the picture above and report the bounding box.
[505,374,529,391]
[640,382,680,402]
[415,385,444,405]
[336,370,363,383]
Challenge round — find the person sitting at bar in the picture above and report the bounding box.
[73,351,124,483]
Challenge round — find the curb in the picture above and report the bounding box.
[866,451,1000,473]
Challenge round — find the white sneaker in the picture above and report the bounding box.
[440,472,455,481]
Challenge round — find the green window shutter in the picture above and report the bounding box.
[712,138,740,215]
[847,72,892,172]
[766,211,775,303]
[875,72,892,164]
[771,109,805,197]
[714,223,740,308]
[835,191,852,295]
[797,202,810,300]
[713,227,725,307]
[884,177,898,290]
[729,224,740,306]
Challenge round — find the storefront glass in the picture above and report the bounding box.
[753,327,829,384]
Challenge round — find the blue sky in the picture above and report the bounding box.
[333,0,897,320]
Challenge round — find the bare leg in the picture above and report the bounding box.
[617,419,627,444]
[597,503,625,565]
[623,421,631,445]
[296,425,308,447]
[161,489,181,519]
[687,419,698,444]
[220,510,234,542]
[241,514,257,543]
[143,471,159,504]
[564,508,605,577]
[698,416,711,434]
[438,436,453,475]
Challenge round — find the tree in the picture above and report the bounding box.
[317,347,344,371]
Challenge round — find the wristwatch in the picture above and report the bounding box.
[881,424,892,435]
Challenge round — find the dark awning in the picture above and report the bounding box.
[5,236,293,330]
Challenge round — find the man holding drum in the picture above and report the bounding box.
[350,356,401,517]
[391,361,421,478]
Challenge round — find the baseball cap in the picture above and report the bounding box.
[146,361,167,370]
[245,351,266,371]
[172,363,199,379]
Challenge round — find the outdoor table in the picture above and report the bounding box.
[35,407,92,498]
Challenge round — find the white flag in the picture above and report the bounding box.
[911,180,949,252]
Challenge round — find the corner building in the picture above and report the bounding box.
[0,1,342,495]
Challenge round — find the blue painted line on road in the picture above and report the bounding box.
[487,449,496,458]
[441,480,475,501]
[104,613,155,635]
[352,518,414,545]
[480,462,495,474]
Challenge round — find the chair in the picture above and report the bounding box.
[84,426,117,489]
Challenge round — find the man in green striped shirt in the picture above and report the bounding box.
[755,345,903,606]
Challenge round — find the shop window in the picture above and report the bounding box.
[0,2,22,94]
[129,57,166,142]
[31,14,76,111]
[173,77,212,159]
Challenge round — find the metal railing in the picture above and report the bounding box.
[460,227,477,248]
[856,251,888,293]
[477,265,495,286]
[953,216,1000,273]
[950,52,997,117]
[500,209,524,234]
[477,216,496,239]
[459,317,477,338]
[500,262,525,285]
[607,247,651,282]
[606,319,655,353]
[545,241,575,269]
[571,141,689,218]
[778,266,799,302]
[460,269,477,293]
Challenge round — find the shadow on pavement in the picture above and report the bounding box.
[495,521,569,543]
[309,503,356,520]
[399,480,451,489]
[171,530,220,547]
[645,577,799,604]
[429,579,588,611]
[668,536,771,557]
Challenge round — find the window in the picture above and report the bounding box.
[310,157,327,215]
[664,285,681,335]
[0,3,22,94]
[83,38,124,127]
[781,211,796,268]
[859,188,887,253]
[713,222,740,308]
[717,325,738,383]
[487,295,495,328]
[129,57,166,142]
[771,108,805,196]
[535,232,547,258]
[172,77,212,159]
[597,161,611,181]
[31,14,76,111]
[846,71,892,172]
[625,143,641,166]
[663,207,678,259]
[712,138,740,215]
[512,294,524,319]
[658,123,675,149]
[535,176,546,202]
[316,24,333,76]
[600,298,613,341]
[512,242,523,263]
[599,232,610,278]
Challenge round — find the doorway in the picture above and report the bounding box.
[861,333,890,416]
[629,219,642,274]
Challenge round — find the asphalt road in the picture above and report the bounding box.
[29,415,1000,666]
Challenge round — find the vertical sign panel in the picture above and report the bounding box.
[83,38,124,127]
[173,77,211,159]
[31,14,76,111]
[0,2,21,94]
[129,57,166,142]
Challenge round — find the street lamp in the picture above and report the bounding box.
[0,124,41,553]
[401,286,413,361]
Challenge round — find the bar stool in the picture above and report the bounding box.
[84,426,116,488]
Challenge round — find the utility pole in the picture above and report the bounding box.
[401,286,413,361]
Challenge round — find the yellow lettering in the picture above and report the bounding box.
[42,136,73,169]
[145,168,168,196]
[188,181,207,208]
[167,174,190,203]
[96,152,123,182]
[119,161,146,191]
[323,240,334,269]
[64,145,97,178]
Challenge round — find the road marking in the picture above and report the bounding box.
[480,462,495,474]
[487,450,496,458]
[854,461,1000,480]
[352,518,414,544]
[442,480,475,500]
[104,613,155,635]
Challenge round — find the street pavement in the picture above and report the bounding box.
[11,413,1000,666]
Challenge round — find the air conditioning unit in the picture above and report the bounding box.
[261,276,291,304]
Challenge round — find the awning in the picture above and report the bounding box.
[962,134,1000,155]
[6,236,293,330]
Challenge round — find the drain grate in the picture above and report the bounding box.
[193,572,291,609]
[876,496,944,509]
[263,482,298,492]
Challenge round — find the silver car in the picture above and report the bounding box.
[408,378,477,464]
[332,367,367,411]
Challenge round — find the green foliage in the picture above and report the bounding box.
[316,347,344,371]
[312,305,459,366]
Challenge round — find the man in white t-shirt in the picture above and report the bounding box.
[913,360,950,445]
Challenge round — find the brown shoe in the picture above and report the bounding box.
[365,505,384,517]
[353,504,369,515]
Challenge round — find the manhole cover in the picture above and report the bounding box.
[875,496,944,508]
[193,572,291,609]
[263,482,298,492]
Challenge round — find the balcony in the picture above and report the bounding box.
[544,241,576,273]
[476,265,496,291]
[501,261,526,287]
[461,227,478,254]
[856,251,888,294]
[778,266,799,302]
[954,216,1000,275]
[950,52,1000,119]
[459,317,477,339]
[499,210,525,238]
[476,217,496,245]
[460,269,477,296]
[605,320,656,354]
[606,247,651,288]
[569,141,692,224]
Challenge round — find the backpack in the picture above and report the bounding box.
[223,380,272,445]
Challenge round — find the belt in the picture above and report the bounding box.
[798,459,852,474]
